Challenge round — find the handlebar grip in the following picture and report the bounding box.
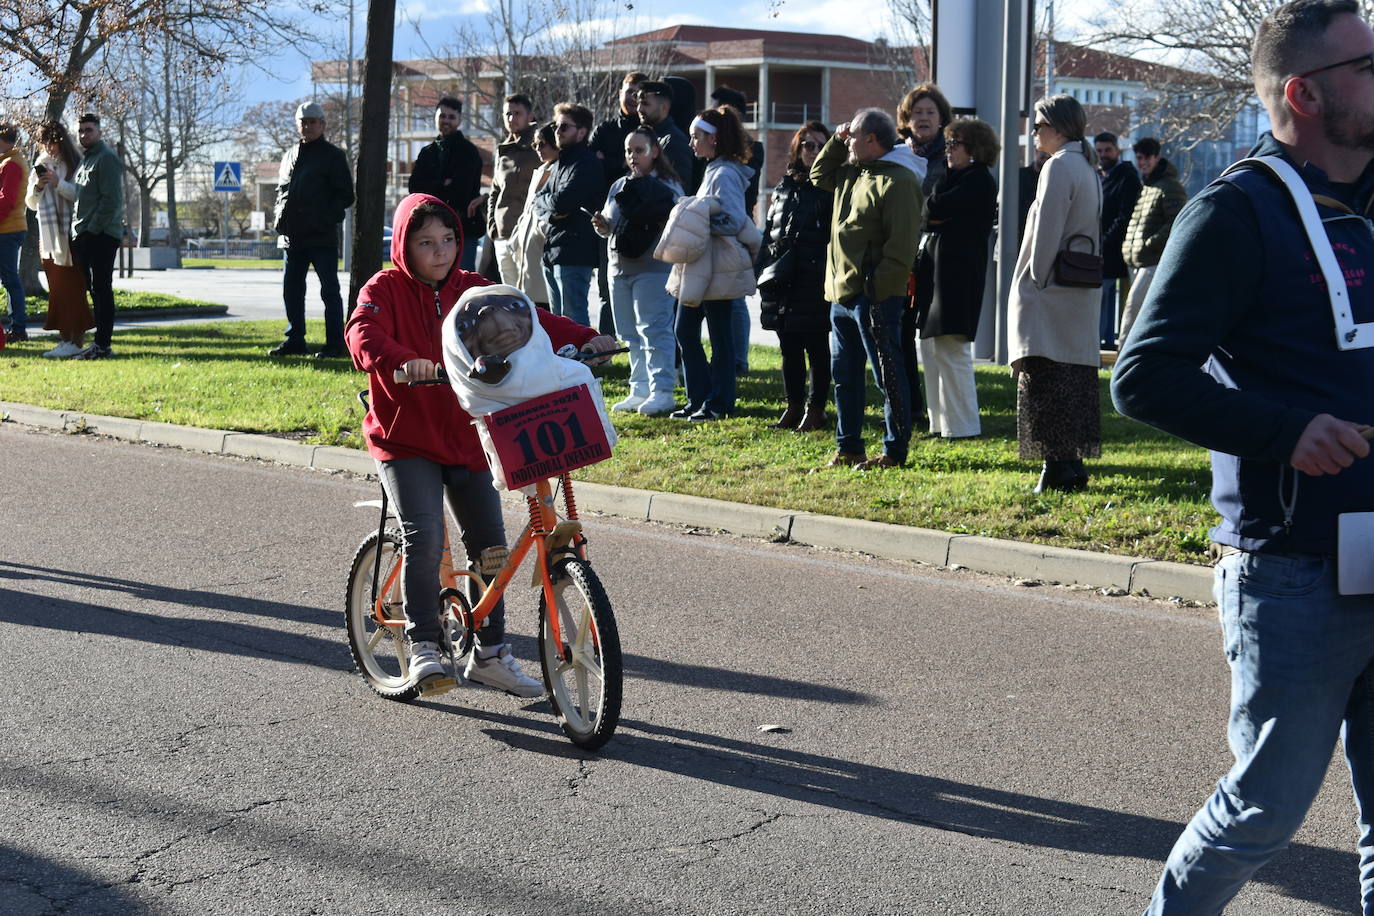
[393,365,450,385]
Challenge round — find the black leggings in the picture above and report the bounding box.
[778,330,830,407]
[900,306,929,422]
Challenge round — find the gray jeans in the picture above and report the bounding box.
[376,457,507,647]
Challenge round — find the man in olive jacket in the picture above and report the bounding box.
[811,107,924,470]
[1118,137,1188,343]
[487,94,540,285]
[71,114,124,360]
[271,101,354,359]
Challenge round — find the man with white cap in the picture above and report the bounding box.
[270,100,354,359]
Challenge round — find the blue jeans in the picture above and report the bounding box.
[610,271,677,399]
[1100,278,1118,347]
[732,298,750,371]
[830,294,911,461]
[675,299,736,414]
[1145,552,1374,914]
[460,236,479,272]
[542,262,593,327]
[0,230,26,330]
[282,246,343,348]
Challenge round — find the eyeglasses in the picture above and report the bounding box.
[1032,122,1052,135]
[799,140,820,151]
[555,122,579,133]
[1296,51,1374,78]
[454,295,527,340]
[947,139,965,148]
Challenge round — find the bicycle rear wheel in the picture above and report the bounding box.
[345,528,420,702]
[538,559,622,749]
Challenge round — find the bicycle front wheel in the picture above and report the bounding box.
[345,528,420,702]
[539,559,622,750]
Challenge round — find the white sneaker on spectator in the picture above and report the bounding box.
[637,392,676,416]
[408,640,455,696]
[612,394,647,412]
[43,341,81,358]
[464,646,544,698]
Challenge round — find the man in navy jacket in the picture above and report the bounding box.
[1112,2,1374,911]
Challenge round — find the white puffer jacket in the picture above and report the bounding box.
[655,195,762,306]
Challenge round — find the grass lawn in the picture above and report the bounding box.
[0,319,1216,564]
[4,289,224,321]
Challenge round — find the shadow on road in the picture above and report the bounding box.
[0,844,152,913]
[482,718,1359,913]
[0,562,866,705]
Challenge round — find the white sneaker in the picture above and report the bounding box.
[637,392,676,416]
[464,646,544,698]
[611,394,647,412]
[43,341,81,358]
[408,640,455,695]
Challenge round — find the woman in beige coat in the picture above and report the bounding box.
[509,122,558,307]
[1007,95,1102,493]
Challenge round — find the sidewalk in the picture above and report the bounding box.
[1,399,1215,605]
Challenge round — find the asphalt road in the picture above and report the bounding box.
[1,425,1363,915]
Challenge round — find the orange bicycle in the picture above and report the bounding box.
[344,370,623,750]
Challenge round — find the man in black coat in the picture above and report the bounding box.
[270,101,354,359]
[587,71,647,332]
[408,96,485,270]
[636,81,694,187]
[1094,131,1140,349]
[533,102,605,328]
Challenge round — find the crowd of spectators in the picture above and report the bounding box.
[5,70,1196,496]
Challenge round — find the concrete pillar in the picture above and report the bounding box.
[933,0,977,114]
[705,66,717,105]
[758,61,770,128]
[820,67,831,126]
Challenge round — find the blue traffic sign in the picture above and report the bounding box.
[213,161,242,193]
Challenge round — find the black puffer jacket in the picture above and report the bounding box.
[755,173,833,335]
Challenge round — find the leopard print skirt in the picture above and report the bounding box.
[1016,357,1101,460]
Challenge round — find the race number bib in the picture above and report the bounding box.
[477,384,614,490]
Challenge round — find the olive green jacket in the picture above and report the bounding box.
[810,134,924,303]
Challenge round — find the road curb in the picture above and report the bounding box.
[1,400,1216,604]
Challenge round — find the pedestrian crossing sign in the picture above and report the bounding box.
[213,161,242,193]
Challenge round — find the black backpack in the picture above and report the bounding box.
[611,176,677,260]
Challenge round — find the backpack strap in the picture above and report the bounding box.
[1220,155,1365,350]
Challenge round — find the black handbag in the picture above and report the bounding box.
[1053,233,1103,288]
[756,247,796,295]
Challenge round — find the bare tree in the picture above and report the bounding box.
[107,43,241,250]
[1081,0,1374,152]
[405,0,675,142]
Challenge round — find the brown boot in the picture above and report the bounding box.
[769,403,803,430]
[796,404,828,432]
[816,450,866,470]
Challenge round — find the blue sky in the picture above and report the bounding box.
[245,0,1099,108]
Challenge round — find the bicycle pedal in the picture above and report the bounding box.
[416,673,457,697]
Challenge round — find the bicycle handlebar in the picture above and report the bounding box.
[392,346,630,386]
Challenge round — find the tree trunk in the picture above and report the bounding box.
[162,39,183,268]
[348,0,396,311]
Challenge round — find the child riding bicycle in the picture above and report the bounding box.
[344,193,617,697]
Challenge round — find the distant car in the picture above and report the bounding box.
[382,225,393,261]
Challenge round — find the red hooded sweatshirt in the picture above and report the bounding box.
[345,193,597,469]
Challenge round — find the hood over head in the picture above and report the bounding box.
[878,144,928,182]
[388,192,465,284]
